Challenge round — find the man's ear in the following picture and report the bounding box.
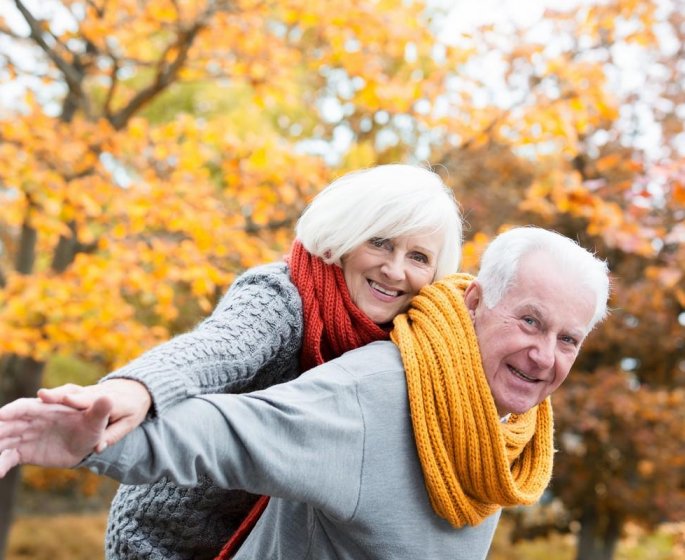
[463,281,483,319]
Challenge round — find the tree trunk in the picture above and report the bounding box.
[51,222,98,274]
[15,222,36,275]
[51,222,79,273]
[0,354,45,560]
[575,506,623,560]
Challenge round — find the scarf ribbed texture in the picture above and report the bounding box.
[287,240,389,371]
[390,273,554,527]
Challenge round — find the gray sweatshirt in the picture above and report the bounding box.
[85,341,500,560]
[101,262,304,559]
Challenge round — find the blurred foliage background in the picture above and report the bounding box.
[0,0,684,559]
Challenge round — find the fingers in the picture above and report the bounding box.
[0,448,20,478]
[0,418,22,443]
[0,398,40,420]
[94,440,109,454]
[38,384,93,409]
[0,399,103,469]
[38,383,83,400]
[39,380,153,421]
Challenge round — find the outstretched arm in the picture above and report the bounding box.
[37,264,303,448]
[83,363,364,519]
[0,396,112,478]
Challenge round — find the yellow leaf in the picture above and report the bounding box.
[672,182,685,206]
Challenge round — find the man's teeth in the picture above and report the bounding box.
[511,366,537,382]
[370,281,399,297]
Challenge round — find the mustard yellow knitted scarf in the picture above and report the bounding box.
[390,273,554,527]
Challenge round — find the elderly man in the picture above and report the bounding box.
[0,227,609,560]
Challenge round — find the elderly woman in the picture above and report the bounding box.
[38,164,463,560]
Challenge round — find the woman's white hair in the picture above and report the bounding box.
[295,164,463,279]
[477,227,610,331]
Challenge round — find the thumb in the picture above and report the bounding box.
[100,416,138,449]
[84,396,113,432]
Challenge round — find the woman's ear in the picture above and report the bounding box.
[463,281,482,320]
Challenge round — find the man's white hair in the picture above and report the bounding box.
[295,164,463,280]
[477,227,610,331]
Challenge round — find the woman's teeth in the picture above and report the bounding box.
[370,281,400,297]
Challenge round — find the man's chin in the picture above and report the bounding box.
[494,395,536,417]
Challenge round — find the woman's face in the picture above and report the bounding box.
[341,233,442,325]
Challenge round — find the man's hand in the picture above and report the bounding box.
[0,396,112,478]
[38,379,152,450]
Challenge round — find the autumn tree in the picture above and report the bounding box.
[0,0,470,556]
[430,2,685,559]
[1,1,684,559]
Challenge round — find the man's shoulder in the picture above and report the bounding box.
[286,341,403,399]
[332,341,403,380]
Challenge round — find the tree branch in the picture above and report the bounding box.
[103,58,121,119]
[84,0,106,18]
[109,22,204,129]
[243,215,299,235]
[0,24,27,40]
[13,0,91,119]
[14,1,80,86]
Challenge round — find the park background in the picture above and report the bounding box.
[0,0,684,558]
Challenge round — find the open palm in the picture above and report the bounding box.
[0,397,112,478]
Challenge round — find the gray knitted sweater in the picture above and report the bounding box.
[101,262,303,560]
[86,342,500,560]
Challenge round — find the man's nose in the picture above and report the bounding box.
[530,335,555,369]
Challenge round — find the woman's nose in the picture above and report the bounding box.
[380,255,405,281]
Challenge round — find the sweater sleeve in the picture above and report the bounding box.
[84,363,365,521]
[101,262,303,415]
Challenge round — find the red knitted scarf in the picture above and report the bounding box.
[288,239,390,371]
[216,240,389,559]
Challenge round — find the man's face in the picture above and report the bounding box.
[464,252,595,417]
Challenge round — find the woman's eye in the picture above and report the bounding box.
[409,252,428,264]
[369,238,389,249]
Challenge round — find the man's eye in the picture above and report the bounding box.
[560,335,578,346]
[522,316,537,327]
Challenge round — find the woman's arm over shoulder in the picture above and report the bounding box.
[103,262,304,415]
[85,361,365,520]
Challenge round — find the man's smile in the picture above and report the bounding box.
[508,365,540,383]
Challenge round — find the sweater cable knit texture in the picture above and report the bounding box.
[390,273,554,527]
[102,263,304,560]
